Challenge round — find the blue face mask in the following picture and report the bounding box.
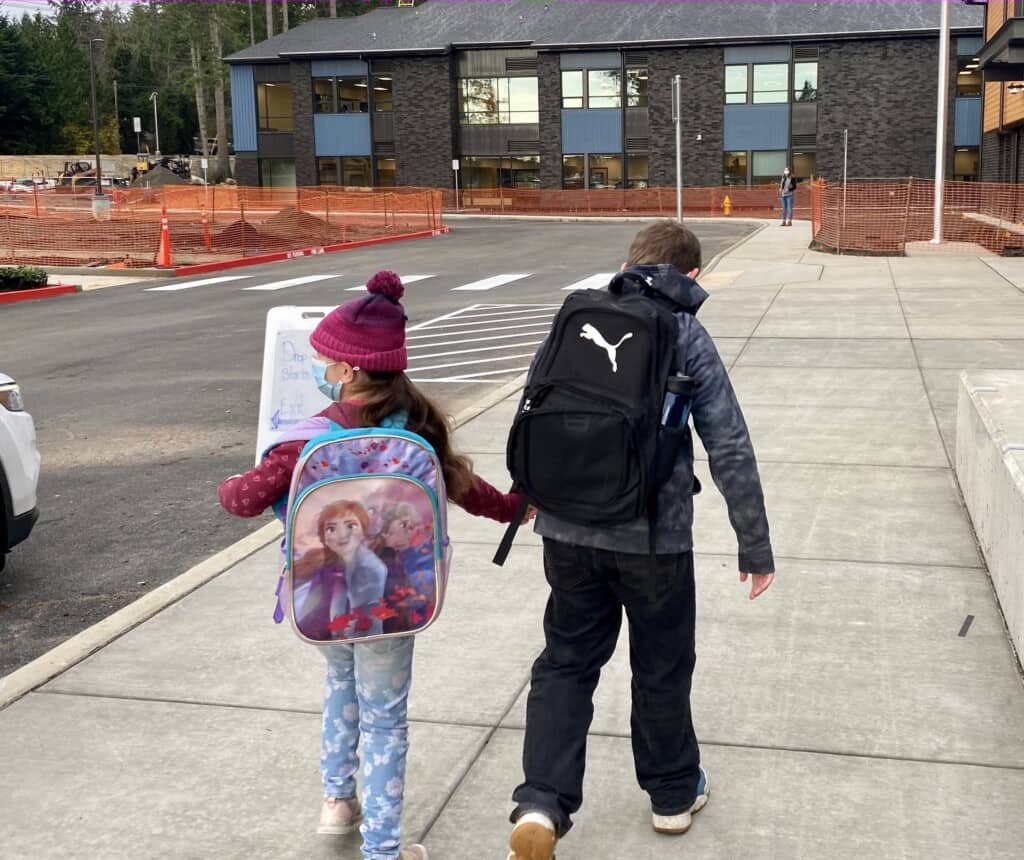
[310,358,343,402]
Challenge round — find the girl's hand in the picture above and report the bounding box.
[521,505,537,525]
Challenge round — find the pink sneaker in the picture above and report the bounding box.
[399,846,429,860]
[317,796,362,835]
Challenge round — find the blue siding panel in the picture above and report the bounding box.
[311,59,369,78]
[314,114,372,156]
[561,109,622,153]
[954,97,981,148]
[230,65,257,152]
[724,45,790,65]
[724,105,789,151]
[561,52,621,70]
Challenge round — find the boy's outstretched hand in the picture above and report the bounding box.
[740,572,774,600]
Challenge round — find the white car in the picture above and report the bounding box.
[0,373,40,570]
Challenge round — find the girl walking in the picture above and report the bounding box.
[219,271,524,860]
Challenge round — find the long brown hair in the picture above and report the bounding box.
[357,371,475,501]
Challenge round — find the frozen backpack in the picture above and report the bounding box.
[267,412,451,646]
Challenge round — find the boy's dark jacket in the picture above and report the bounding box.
[533,264,775,574]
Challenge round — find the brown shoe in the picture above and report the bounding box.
[508,811,557,860]
[317,796,361,835]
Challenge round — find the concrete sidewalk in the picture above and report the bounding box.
[3,221,1024,859]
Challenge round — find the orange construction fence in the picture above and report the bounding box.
[811,179,1024,255]
[442,184,811,219]
[0,186,444,268]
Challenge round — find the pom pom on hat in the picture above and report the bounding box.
[309,270,408,371]
[366,270,404,302]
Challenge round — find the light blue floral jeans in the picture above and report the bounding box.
[322,636,416,860]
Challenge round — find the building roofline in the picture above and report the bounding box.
[226,24,984,65]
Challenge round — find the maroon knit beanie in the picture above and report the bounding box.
[310,271,408,371]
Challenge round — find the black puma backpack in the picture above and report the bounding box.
[493,271,694,565]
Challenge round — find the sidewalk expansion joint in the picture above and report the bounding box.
[417,672,534,844]
[446,540,988,572]
[578,730,1024,773]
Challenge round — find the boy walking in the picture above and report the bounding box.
[507,222,775,860]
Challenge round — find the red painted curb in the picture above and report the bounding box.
[0,284,80,305]
[171,226,452,277]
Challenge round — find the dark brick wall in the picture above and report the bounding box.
[290,61,317,186]
[538,53,563,188]
[980,130,1001,182]
[234,153,259,187]
[393,56,455,188]
[648,47,725,188]
[817,37,956,181]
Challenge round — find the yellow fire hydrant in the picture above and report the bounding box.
[723,195,732,216]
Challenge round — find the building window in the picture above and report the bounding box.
[317,157,339,184]
[627,153,649,189]
[588,69,621,108]
[562,154,585,188]
[373,74,393,112]
[751,150,787,184]
[725,66,748,104]
[376,157,396,186]
[461,156,540,189]
[752,64,788,104]
[562,69,624,109]
[588,154,622,188]
[956,56,982,97]
[312,77,368,114]
[313,78,335,114]
[316,156,372,186]
[459,77,538,124]
[724,151,748,185]
[257,83,294,131]
[260,158,296,187]
[792,151,816,179]
[341,156,372,186]
[794,62,818,102]
[626,68,649,108]
[562,71,584,109]
[954,148,979,181]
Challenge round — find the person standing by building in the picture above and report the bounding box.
[779,167,798,226]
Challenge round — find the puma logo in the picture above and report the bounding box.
[580,323,633,373]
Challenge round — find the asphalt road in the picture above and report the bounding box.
[0,218,755,675]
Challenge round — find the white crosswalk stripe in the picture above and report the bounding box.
[242,274,339,292]
[145,275,252,292]
[562,272,615,291]
[406,303,558,383]
[345,274,435,291]
[452,273,531,291]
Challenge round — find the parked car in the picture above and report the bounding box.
[0,373,40,570]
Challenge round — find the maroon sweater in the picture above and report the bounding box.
[218,401,521,523]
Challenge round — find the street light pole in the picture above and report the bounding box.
[150,92,161,156]
[932,0,951,244]
[89,38,104,197]
[672,74,683,222]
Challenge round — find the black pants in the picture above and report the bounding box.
[511,539,700,836]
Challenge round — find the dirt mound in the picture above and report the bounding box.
[212,219,262,249]
[262,207,333,240]
[131,165,187,188]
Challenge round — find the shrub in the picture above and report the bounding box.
[0,266,48,292]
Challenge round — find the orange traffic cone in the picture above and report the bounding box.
[201,205,212,251]
[155,205,173,267]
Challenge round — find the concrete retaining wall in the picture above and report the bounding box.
[956,371,1024,666]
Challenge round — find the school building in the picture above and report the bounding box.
[979,0,1024,180]
[224,1,985,191]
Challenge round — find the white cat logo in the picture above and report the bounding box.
[580,323,633,373]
